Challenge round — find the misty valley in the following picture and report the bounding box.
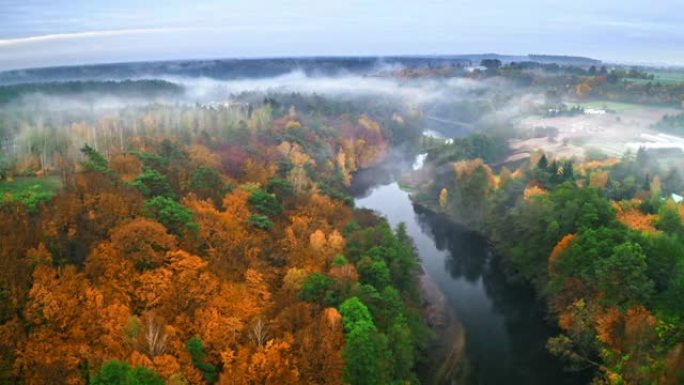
[1,56,684,385]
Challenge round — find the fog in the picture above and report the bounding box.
[2,68,524,139]
[171,70,489,104]
[5,61,680,179]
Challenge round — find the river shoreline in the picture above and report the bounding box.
[417,269,471,385]
[353,152,592,384]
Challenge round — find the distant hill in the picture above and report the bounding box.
[528,54,602,66]
[0,54,603,85]
[0,57,468,85]
[0,80,183,104]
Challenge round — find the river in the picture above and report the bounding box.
[351,156,589,385]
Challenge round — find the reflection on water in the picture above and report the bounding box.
[354,179,589,385]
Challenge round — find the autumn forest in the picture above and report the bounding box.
[1,57,684,385]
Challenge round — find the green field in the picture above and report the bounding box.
[627,71,684,85]
[652,71,684,84]
[570,100,642,111]
[0,176,62,211]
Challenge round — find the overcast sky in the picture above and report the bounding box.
[1,0,683,71]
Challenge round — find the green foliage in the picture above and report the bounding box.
[247,188,282,217]
[655,202,684,236]
[443,161,493,229]
[657,260,684,320]
[494,182,616,290]
[189,166,229,206]
[90,360,164,385]
[387,316,416,383]
[357,256,391,290]
[80,145,116,178]
[134,152,168,171]
[159,139,188,163]
[186,337,218,384]
[339,297,374,331]
[0,176,60,212]
[593,242,655,307]
[299,273,339,306]
[80,145,108,172]
[266,176,294,200]
[641,233,684,292]
[428,133,507,165]
[247,214,273,230]
[346,221,418,295]
[144,196,198,235]
[375,286,405,330]
[132,168,175,199]
[332,255,348,266]
[339,297,389,385]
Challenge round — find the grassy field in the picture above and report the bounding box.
[652,71,684,84]
[570,100,642,111]
[0,176,61,211]
[627,71,684,85]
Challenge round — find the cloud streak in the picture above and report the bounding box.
[1,0,683,69]
[0,28,189,47]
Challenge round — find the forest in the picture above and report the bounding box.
[1,57,684,385]
[0,86,431,385]
[414,138,684,384]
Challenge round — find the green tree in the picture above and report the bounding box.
[247,214,273,230]
[339,297,374,331]
[80,145,114,178]
[656,201,684,236]
[299,273,338,306]
[593,242,655,306]
[387,316,415,383]
[339,297,389,385]
[357,256,391,290]
[132,168,175,199]
[189,167,228,206]
[266,177,294,201]
[90,360,164,385]
[144,196,198,235]
[248,188,282,217]
[186,337,218,384]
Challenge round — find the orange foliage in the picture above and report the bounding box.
[110,218,176,269]
[452,159,495,186]
[548,234,575,276]
[243,159,277,186]
[589,169,609,188]
[595,307,622,348]
[524,185,547,201]
[615,206,657,234]
[189,143,221,169]
[0,106,414,385]
[576,158,620,175]
[109,154,142,181]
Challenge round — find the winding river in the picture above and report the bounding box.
[351,155,589,385]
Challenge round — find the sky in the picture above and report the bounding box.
[1,0,683,71]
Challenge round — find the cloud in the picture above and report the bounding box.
[0,28,189,47]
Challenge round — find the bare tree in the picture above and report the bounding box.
[249,318,270,347]
[143,313,168,357]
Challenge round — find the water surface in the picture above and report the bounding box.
[353,171,588,385]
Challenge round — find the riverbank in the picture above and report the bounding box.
[354,157,591,385]
[418,270,471,385]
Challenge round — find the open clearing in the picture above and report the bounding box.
[569,100,642,111]
[628,72,684,85]
[0,176,61,210]
[510,101,682,161]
